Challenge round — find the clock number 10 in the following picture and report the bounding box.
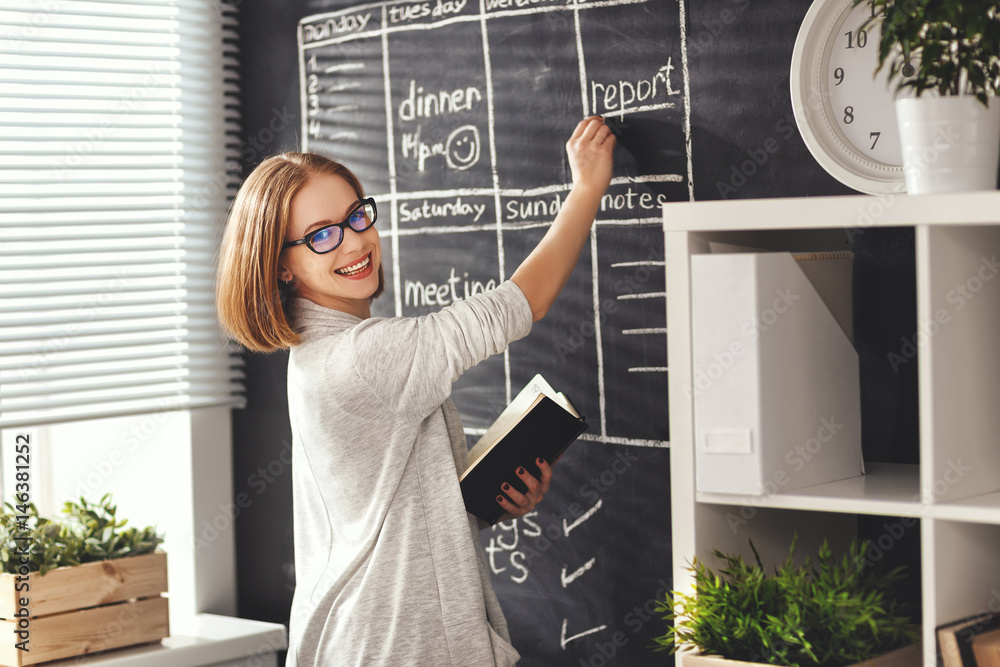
[844,28,868,49]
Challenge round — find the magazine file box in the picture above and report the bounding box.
[690,252,862,496]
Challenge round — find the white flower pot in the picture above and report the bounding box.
[895,96,1000,194]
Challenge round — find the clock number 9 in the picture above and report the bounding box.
[844,28,868,49]
[834,67,845,86]
[844,106,854,124]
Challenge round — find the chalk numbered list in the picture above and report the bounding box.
[298,0,689,448]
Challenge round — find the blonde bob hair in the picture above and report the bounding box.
[216,152,384,352]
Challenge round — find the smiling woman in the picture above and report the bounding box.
[215,117,615,667]
[215,152,386,352]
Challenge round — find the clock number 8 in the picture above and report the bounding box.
[844,106,854,124]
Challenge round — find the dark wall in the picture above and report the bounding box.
[231,1,917,664]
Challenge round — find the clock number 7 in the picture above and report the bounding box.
[870,131,881,150]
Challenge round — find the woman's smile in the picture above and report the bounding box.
[335,252,373,278]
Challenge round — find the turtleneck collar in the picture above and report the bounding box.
[291,297,365,344]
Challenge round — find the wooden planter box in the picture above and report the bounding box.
[0,552,169,666]
[681,643,922,667]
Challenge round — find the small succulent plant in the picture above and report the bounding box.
[0,493,163,576]
[652,537,919,666]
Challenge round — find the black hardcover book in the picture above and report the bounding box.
[938,612,1000,667]
[957,614,1000,666]
[460,376,587,526]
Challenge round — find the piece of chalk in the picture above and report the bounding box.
[604,116,626,136]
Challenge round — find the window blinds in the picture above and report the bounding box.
[0,0,246,429]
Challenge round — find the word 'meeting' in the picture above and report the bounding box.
[404,267,497,308]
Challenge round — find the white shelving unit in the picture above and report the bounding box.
[664,191,1000,667]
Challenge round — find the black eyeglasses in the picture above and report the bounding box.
[282,198,377,254]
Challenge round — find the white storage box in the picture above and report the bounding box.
[690,251,862,496]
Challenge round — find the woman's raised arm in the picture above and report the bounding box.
[510,116,616,321]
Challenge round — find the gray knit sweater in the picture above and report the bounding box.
[285,280,532,666]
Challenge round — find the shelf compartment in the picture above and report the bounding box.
[696,463,921,517]
[930,520,1000,643]
[691,504,858,571]
[917,225,1000,505]
[690,506,923,624]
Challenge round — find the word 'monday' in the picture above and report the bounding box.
[302,13,372,43]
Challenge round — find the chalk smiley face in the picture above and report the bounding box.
[445,125,480,171]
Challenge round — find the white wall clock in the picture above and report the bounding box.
[790,0,912,194]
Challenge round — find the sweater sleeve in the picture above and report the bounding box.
[349,280,533,419]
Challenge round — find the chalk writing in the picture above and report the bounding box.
[301,14,372,43]
[561,556,596,587]
[561,618,608,650]
[398,81,483,121]
[504,194,563,222]
[599,186,668,212]
[401,124,482,171]
[399,197,488,223]
[590,60,679,115]
[404,267,497,307]
[484,513,543,584]
[485,0,560,11]
[389,0,469,23]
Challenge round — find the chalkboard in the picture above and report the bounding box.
[232,1,919,664]
[295,3,676,661]
[298,0,677,443]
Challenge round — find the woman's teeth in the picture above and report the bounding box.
[335,255,370,276]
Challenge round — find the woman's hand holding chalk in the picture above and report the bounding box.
[566,116,616,195]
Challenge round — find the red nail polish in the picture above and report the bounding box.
[517,467,525,475]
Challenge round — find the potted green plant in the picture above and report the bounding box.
[857,0,1000,194]
[652,537,920,667]
[0,494,168,666]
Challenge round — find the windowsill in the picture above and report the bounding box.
[43,614,287,667]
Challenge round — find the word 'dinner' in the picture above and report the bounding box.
[396,80,485,172]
